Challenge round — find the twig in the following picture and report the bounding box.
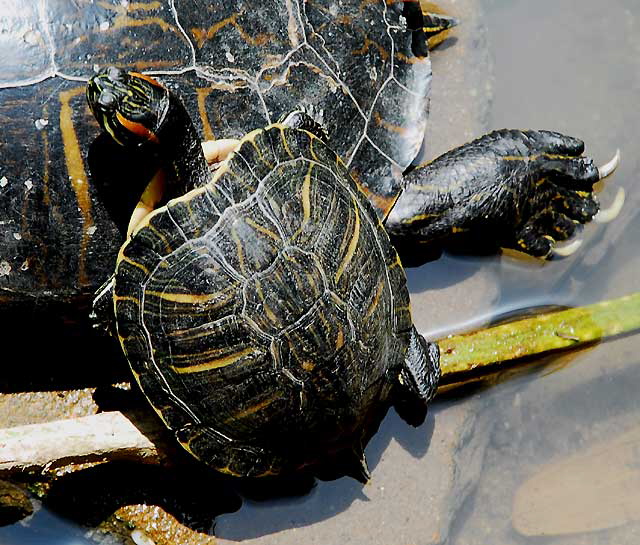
[438,292,640,383]
[0,412,159,473]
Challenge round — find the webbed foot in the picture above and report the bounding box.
[388,129,621,260]
[504,133,621,258]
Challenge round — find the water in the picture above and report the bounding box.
[443,1,640,543]
[3,1,639,544]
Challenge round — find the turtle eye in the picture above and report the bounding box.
[98,91,116,108]
[106,66,124,82]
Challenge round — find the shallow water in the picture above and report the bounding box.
[446,1,640,543]
[3,0,639,544]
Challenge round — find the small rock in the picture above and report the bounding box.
[0,480,33,526]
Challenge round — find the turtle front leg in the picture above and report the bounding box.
[386,130,621,259]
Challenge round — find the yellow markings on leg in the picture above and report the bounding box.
[401,212,438,225]
[169,346,258,374]
[335,198,361,283]
[501,152,572,162]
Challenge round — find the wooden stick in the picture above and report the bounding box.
[0,412,159,473]
[1,292,639,474]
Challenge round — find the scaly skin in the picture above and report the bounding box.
[387,129,600,258]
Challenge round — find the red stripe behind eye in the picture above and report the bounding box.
[116,111,160,144]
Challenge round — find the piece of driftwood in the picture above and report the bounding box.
[1,293,639,474]
[0,411,159,473]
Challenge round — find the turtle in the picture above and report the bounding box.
[0,0,615,315]
[0,0,473,390]
[86,58,619,481]
[0,0,458,305]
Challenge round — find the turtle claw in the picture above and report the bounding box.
[594,187,625,224]
[551,237,583,258]
[597,149,621,179]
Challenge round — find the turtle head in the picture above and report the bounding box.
[87,67,169,148]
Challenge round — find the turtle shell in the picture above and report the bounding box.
[0,0,429,303]
[113,125,414,476]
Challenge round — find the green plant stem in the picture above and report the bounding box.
[437,292,640,384]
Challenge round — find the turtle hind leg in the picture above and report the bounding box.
[387,129,620,260]
[393,327,440,427]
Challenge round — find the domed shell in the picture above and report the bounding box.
[113,125,414,477]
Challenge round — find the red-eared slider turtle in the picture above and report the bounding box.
[0,0,455,303]
[87,59,618,480]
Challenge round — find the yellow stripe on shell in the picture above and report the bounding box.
[169,347,258,374]
[335,197,361,283]
[145,290,227,303]
[245,218,281,241]
[280,126,295,158]
[224,393,281,424]
[302,162,313,222]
